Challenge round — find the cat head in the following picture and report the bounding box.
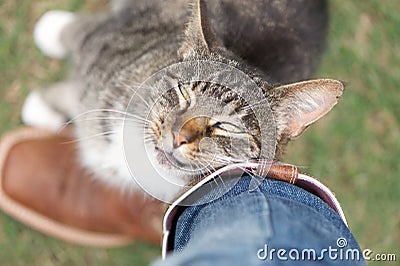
[143,77,343,183]
[130,0,344,186]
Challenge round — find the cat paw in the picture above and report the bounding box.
[22,91,66,132]
[33,10,76,59]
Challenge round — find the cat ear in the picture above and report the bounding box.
[274,79,344,139]
[180,0,222,56]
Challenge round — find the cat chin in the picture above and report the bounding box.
[76,126,188,202]
[144,149,196,195]
[78,142,186,201]
[76,132,140,192]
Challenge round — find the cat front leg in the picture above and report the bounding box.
[34,10,76,59]
[22,81,82,132]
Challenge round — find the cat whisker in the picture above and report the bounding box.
[201,152,246,165]
[145,97,165,122]
[196,158,225,188]
[194,162,219,188]
[215,155,244,164]
[196,158,215,174]
[66,108,139,122]
[189,162,202,179]
[199,153,230,166]
[235,166,257,179]
[58,108,155,133]
[195,60,201,81]
[143,137,155,143]
[119,81,154,110]
[119,80,153,93]
[61,130,120,144]
[66,116,153,126]
[239,97,270,112]
[121,82,174,122]
[185,160,204,183]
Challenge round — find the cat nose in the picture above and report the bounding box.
[172,130,190,148]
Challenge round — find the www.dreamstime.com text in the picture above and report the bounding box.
[257,238,397,262]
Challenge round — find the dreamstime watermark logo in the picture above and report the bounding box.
[257,237,397,262]
[122,60,277,204]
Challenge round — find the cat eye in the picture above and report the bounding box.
[212,121,246,134]
[178,83,191,106]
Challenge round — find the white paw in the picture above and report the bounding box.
[22,91,66,132]
[33,10,76,59]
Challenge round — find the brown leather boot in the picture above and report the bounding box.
[0,127,167,247]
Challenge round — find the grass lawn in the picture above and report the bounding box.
[0,0,399,265]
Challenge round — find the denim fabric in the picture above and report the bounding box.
[154,176,366,265]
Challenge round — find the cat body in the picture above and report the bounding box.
[23,0,343,200]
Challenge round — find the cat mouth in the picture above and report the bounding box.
[155,148,214,175]
[156,150,188,169]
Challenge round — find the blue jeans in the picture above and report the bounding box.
[154,176,366,265]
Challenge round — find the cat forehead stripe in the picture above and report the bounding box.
[174,83,195,110]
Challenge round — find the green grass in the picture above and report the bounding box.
[286,0,400,264]
[0,0,399,265]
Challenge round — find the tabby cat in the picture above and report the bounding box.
[22,0,343,201]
